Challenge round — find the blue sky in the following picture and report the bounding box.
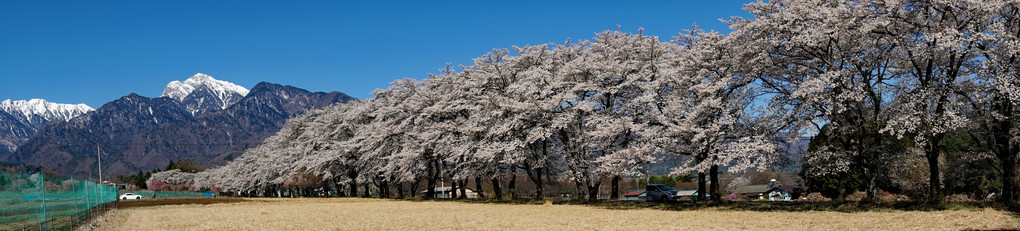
[0,1,750,108]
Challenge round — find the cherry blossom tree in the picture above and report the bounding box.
[548,31,666,202]
[879,0,983,202]
[968,1,1020,204]
[649,26,778,203]
[730,0,907,201]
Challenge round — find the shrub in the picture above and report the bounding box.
[845,191,867,202]
[147,179,169,191]
[804,192,831,202]
[946,194,974,203]
[877,193,898,203]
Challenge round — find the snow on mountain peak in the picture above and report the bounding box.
[0,98,94,122]
[189,73,213,81]
[161,73,250,115]
[162,73,249,100]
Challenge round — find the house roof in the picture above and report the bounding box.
[623,191,645,197]
[733,184,773,195]
[676,190,698,196]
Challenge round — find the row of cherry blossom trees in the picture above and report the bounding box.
[178,29,777,202]
[159,0,1018,204]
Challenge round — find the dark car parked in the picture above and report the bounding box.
[645,184,678,202]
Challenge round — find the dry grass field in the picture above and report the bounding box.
[94,198,1019,230]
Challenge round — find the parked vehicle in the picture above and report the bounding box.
[120,193,143,200]
[645,184,678,202]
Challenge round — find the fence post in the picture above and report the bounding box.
[39,174,46,230]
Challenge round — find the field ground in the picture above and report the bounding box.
[94,198,1019,230]
[117,197,246,209]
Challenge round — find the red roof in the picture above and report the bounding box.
[623,191,644,197]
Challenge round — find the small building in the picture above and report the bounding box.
[422,186,479,199]
[765,186,796,201]
[733,184,772,200]
[623,191,646,200]
[731,179,802,201]
[675,190,709,201]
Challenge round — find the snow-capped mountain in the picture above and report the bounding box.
[0,99,94,128]
[161,73,249,116]
[0,98,93,160]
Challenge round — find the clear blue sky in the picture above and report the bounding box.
[0,1,750,108]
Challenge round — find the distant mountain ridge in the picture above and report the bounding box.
[5,74,357,178]
[0,99,93,159]
[0,99,94,125]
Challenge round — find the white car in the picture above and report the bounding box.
[120,193,143,200]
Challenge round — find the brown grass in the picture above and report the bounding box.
[95,198,1020,230]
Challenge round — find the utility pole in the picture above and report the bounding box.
[645,163,651,187]
[97,144,102,184]
[439,162,445,198]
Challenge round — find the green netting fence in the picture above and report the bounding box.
[0,172,117,231]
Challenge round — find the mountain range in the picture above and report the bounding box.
[0,99,93,159]
[2,73,356,178]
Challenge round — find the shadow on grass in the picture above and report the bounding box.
[119,197,246,209]
[390,197,1017,214]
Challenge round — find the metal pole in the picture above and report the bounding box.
[39,174,45,230]
[645,163,651,188]
[97,144,102,184]
[85,173,91,214]
[71,178,79,226]
[439,162,444,198]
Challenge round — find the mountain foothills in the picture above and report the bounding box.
[0,99,93,160]
[2,73,356,178]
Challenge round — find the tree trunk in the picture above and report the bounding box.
[397,182,405,199]
[836,173,848,202]
[426,161,437,199]
[865,170,878,203]
[859,126,878,203]
[380,180,390,198]
[362,184,370,197]
[534,168,544,200]
[992,101,1017,204]
[710,165,721,203]
[411,179,420,198]
[1002,154,1018,204]
[347,169,358,198]
[610,175,620,200]
[925,135,943,204]
[491,178,502,200]
[474,177,486,199]
[508,172,517,200]
[459,179,468,199]
[451,180,458,199]
[697,170,707,201]
[575,180,584,200]
[586,181,601,202]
